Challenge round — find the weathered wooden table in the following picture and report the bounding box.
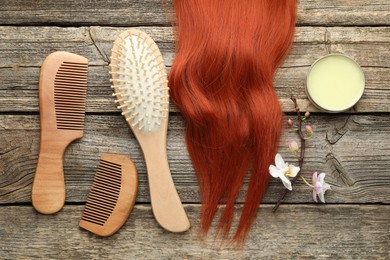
[0,1,389,259]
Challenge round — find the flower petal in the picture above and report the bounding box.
[318,172,326,184]
[318,191,326,203]
[312,172,318,185]
[286,165,300,177]
[322,183,332,192]
[313,189,318,202]
[315,182,322,193]
[269,165,282,178]
[275,153,285,169]
[279,174,292,190]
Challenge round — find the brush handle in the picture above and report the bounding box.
[142,141,190,233]
[32,140,67,214]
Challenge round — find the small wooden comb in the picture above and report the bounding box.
[79,153,138,237]
[32,51,88,214]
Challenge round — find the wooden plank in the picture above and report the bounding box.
[298,0,390,26]
[1,26,389,67]
[89,26,390,67]
[0,26,389,113]
[1,114,389,204]
[0,205,388,259]
[1,66,389,113]
[0,0,389,26]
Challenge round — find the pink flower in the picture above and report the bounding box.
[305,111,310,118]
[312,172,331,203]
[287,119,293,126]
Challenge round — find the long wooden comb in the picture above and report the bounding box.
[32,51,88,214]
[79,153,138,237]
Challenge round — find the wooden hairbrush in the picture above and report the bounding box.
[109,29,190,232]
[32,51,88,214]
[79,153,138,237]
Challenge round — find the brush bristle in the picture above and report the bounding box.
[81,159,122,226]
[110,30,169,132]
[54,61,88,131]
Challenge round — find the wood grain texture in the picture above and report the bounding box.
[0,1,389,257]
[0,205,389,259]
[1,66,389,113]
[1,26,389,67]
[31,51,88,215]
[1,114,389,205]
[0,0,389,26]
[0,26,389,113]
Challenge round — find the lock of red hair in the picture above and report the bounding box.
[168,0,298,242]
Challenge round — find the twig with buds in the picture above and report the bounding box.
[272,97,313,212]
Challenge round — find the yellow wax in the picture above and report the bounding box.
[307,55,365,112]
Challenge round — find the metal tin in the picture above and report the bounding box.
[305,54,365,113]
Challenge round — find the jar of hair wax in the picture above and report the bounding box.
[305,54,365,113]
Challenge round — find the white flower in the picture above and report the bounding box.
[269,153,300,190]
[312,172,331,203]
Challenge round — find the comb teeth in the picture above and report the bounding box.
[110,30,169,132]
[81,159,122,226]
[54,61,88,131]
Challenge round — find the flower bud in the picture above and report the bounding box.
[305,111,310,118]
[287,119,293,126]
[289,141,299,153]
[306,125,313,134]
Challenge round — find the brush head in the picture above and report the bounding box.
[79,153,138,237]
[109,29,169,133]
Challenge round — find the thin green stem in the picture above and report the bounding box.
[300,176,314,188]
